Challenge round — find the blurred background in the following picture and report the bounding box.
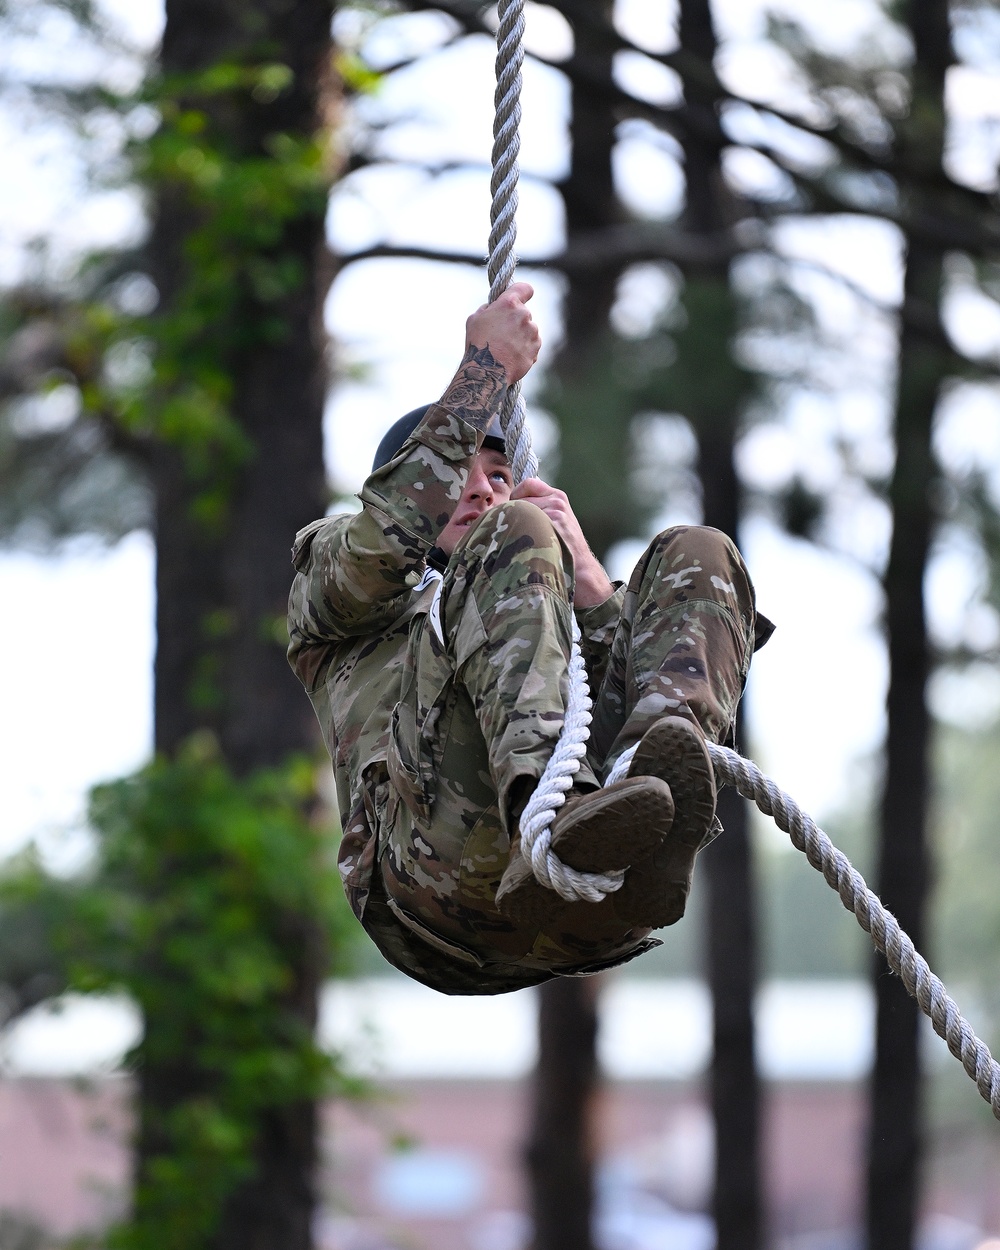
[2,0,1000,1247]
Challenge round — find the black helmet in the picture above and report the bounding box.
[372,405,507,472]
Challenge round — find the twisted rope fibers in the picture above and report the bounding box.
[484,0,1000,1121]
[488,0,620,903]
[490,0,537,487]
[710,743,1000,1121]
[613,736,1000,1118]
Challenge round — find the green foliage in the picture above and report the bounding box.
[333,49,382,95]
[96,66,329,530]
[542,278,759,556]
[1,52,334,543]
[0,740,361,1249]
[93,743,351,1248]
[0,1212,50,1250]
[0,849,77,1025]
[655,278,757,435]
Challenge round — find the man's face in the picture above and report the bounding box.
[436,448,514,555]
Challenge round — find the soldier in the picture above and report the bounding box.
[288,284,771,994]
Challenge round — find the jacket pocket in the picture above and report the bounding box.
[387,614,455,822]
[384,894,486,967]
[386,702,435,825]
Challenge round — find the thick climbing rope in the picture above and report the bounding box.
[713,744,1000,1120]
[489,0,623,905]
[488,0,535,483]
[485,0,1000,1120]
[614,743,1000,1119]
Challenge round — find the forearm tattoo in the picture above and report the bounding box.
[439,343,508,431]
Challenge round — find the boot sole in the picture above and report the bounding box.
[613,717,716,929]
[628,717,715,847]
[551,775,674,873]
[495,776,675,926]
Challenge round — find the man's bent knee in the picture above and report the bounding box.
[454,500,572,595]
[638,525,752,608]
[646,523,741,569]
[460,499,560,559]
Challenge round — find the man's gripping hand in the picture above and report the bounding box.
[465,282,541,384]
[440,283,541,430]
[512,478,615,608]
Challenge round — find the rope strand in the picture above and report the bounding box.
[490,0,536,483]
[490,0,594,898]
[485,0,1000,1123]
[707,744,1000,1119]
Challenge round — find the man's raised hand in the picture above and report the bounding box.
[465,282,541,384]
[512,478,615,608]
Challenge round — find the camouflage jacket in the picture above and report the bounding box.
[287,402,624,934]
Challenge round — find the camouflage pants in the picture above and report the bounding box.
[376,500,760,982]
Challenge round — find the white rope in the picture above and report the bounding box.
[515,617,627,903]
[485,0,1000,1120]
[484,0,1000,1119]
[714,743,1000,1120]
[604,745,636,788]
[610,738,1000,1118]
[489,0,536,486]
[489,0,612,904]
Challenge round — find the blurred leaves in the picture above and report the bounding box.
[0,1213,50,1250]
[0,740,361,1248]
[0,50,331,547]
[1,3,346,1245]
[0,850,76,1028]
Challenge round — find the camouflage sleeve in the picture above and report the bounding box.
[360,402,481,548]
[576,583,625,693]
[288,404,481,645]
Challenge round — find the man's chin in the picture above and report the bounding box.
[436,527,461,556]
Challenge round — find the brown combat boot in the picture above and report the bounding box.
[495,775,675,928]
[611,716,718,930]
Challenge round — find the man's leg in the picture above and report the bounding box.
[443,498,598,825]
[590,524,758,768]
[378,500,585,955]
[588,525,759,928]
[378,501,672,968]
[378,499,593,964]
[445,501,673,919]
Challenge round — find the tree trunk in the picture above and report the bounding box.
[695,325,761,1247]
[525,977,601,1250]
[866,230,940,1250]
[703,783,759,1244]
[675,0,761,1243]
[144,1,334,1245]
[151,0,332,766]
[866,4,951,1245]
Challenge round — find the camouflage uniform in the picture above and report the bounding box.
[288,403,770,995]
